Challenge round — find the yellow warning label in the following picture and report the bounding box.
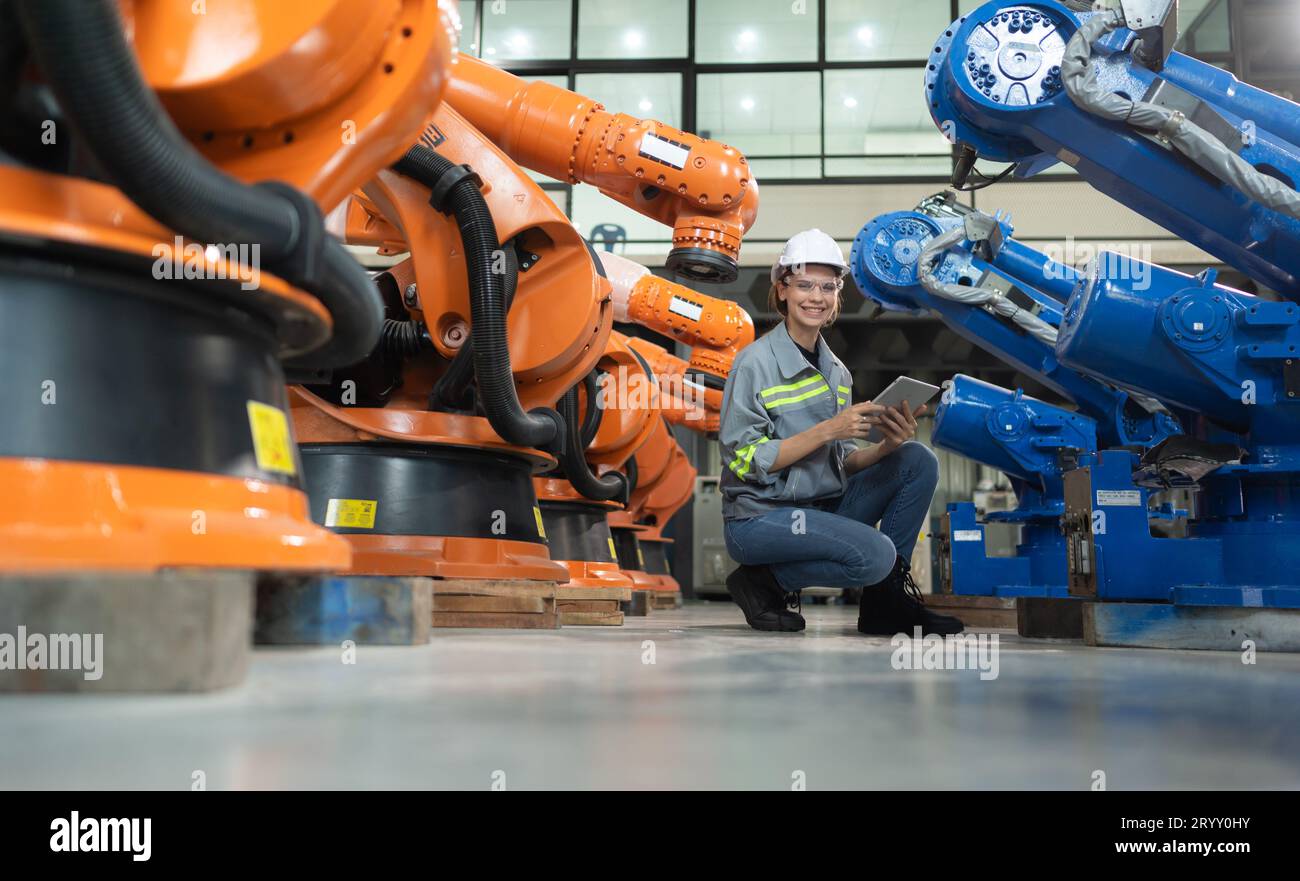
[608,536,618,560]
[534,506,547,539]
[246,401,296,476]
[325,498,378,529]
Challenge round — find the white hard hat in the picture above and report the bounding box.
[771,228,849,284]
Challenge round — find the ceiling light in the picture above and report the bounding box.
[740,96,756,111]
[843,96,858,109]
[857,26,874,45]
[623,29,645,50]
[638,99,654,113]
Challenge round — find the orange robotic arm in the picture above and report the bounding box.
[624,336,720,433]
[294,104,612,462]
[11,0,457,369]
[597,250,754,383]
[596,248,754,428]
[610,415,697,527]
[445,55,758,283]
[131,0,458,215]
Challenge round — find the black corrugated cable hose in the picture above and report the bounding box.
[580,369,603,448]
[13,0,382,369]
[623,455,638,497]
[556,385,627,504]
[381,318,431,360]
[392,144,562,451]
[430,241,519,412]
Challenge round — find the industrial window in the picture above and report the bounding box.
[823,68,953,177]
[455,0,1245,192]
[694,0,821,64]
[574,73,685,129]
[577,1,689,59]
[826,0,954,62]
[458,1,480,57]
[480,0,573,61]
[696,71,823,180]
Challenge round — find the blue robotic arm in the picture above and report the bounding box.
[934,374,1097,509]
[1058,258,1300,444]
[851,195,1181,449]
[1051,252,1300,605]
[931,375,1095,596]
[852,196,1182,597]
[928,1,1300,296]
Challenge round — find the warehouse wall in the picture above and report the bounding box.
[611,179,1218,270]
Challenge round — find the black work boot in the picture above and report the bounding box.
[857,556,964,636]
[726,565,806,632]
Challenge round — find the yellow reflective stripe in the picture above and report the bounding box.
[837,385,851,394]
[739,439,767,477]
[838,397,847,406]
[728,437,769,479]
[727,450,750,475]
[759,374,825,398]
[764,382,830,409]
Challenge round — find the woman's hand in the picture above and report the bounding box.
[876,400,927,452]
[822,402,889,442]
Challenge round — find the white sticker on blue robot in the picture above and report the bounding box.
[1096,490,1141,507]
[952,530,983,542]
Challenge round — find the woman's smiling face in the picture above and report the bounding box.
[779,264,842,333]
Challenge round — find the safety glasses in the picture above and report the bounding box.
[786,279,843,295]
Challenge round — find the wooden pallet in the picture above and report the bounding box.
[0,571,251,693]
[923,594,1018,629]
[1083,602,1300,652]
[1017,596,1084,639]
[256,575,432,645]
[648,591,683,610]
[555,585,630,626]
[621,590,650,617]
[431,579,559,630]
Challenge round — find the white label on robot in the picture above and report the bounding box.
[952,530,983,542]
[639,133,690,170]
[669,295,704,322]
[1095,490,1141,507]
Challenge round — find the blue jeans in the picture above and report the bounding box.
[723,441,939,592]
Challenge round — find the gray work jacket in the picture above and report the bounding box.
[719,322,855,520]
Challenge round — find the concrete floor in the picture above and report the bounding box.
[2,602,1299,790]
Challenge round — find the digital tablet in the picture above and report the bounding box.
[866,376,942,443]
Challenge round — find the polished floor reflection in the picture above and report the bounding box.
[3,603,1298,790]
